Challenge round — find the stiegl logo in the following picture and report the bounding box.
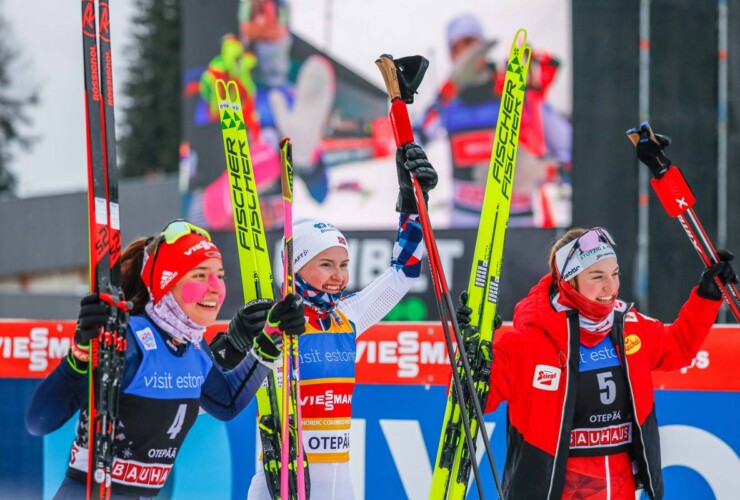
[532,364,561,391]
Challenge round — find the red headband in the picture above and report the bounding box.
[141,233,222,303]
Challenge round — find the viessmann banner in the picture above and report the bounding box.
[3,321,739,498]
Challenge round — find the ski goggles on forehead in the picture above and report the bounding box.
[557,227,617,280]
[145,220,213,291]
[572,227,615,253]
[160,219,211,245]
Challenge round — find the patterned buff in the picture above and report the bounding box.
[296,274,342,320]
[145,292,207,344]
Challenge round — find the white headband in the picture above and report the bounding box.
[555,229,617,281]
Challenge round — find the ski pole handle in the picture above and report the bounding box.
[627,125,740,321]
[375,54,428,146]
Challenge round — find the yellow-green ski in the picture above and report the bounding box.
[430,29,532,499]
[215,79,286,499]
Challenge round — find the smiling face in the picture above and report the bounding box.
[297,246,349,294]
[170,258,226,327]
[571,257,620,304]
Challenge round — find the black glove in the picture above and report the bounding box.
[626,122,672,176]
[227,299,274,352]
[456,291,474,330]
[75,292,113,345]
[395,142,438,214]
[265,293,306,335]
[252,294,306,366]
[697,249,738,301]
[457,291,503,333]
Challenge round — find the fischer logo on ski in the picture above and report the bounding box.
[430,29,531,500]
[215,80,309,500]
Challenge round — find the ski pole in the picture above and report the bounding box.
[627,122,740,321]
[279,138,307,500]
[376,54,500,499]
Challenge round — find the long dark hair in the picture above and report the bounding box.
[120,236,159,315]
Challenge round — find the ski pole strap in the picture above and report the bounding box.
[97,292,131,312]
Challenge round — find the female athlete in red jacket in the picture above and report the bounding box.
[460,226,736,499]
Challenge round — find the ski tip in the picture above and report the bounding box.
[214,79,228,100]
[513,28,528,49]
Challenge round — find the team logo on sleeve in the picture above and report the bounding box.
[532,365,561,391]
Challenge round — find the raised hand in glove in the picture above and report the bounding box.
[252,293,306,367]
[697,249,739,301]
[626,122,672,176]
[226,299,274,352]
[68,292,122,372]
[75,293,113,346]
[210,298,275,370]
[396,142,438,214]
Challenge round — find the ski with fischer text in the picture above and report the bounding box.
[215,79,308,499]
[430,29,531,500]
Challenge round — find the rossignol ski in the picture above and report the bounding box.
[80,1,129,498]
[214,79,309,499]
[279,138,308,500]
[431,29,532,500]
[627,122,740,321]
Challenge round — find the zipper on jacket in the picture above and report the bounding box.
[614,304,656,499]
[547,311,579,499]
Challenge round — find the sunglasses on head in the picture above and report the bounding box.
[559,227,616,278]
[147,219,212,289]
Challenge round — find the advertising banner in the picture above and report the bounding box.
[4,321,738,498]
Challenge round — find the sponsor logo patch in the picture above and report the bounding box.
[624,334,642,355]
[570,422,632,449]
[532,364,561,391]
[136,328,157,351]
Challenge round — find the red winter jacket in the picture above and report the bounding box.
[485,274,721,499]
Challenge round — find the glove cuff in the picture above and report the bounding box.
[71,339,90,363]
[225,329,250,353]
[696,284,723,301]
[396,189,428,214]
[66,347,89,375]
[254,329,282,365]
[210,332,247,370]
